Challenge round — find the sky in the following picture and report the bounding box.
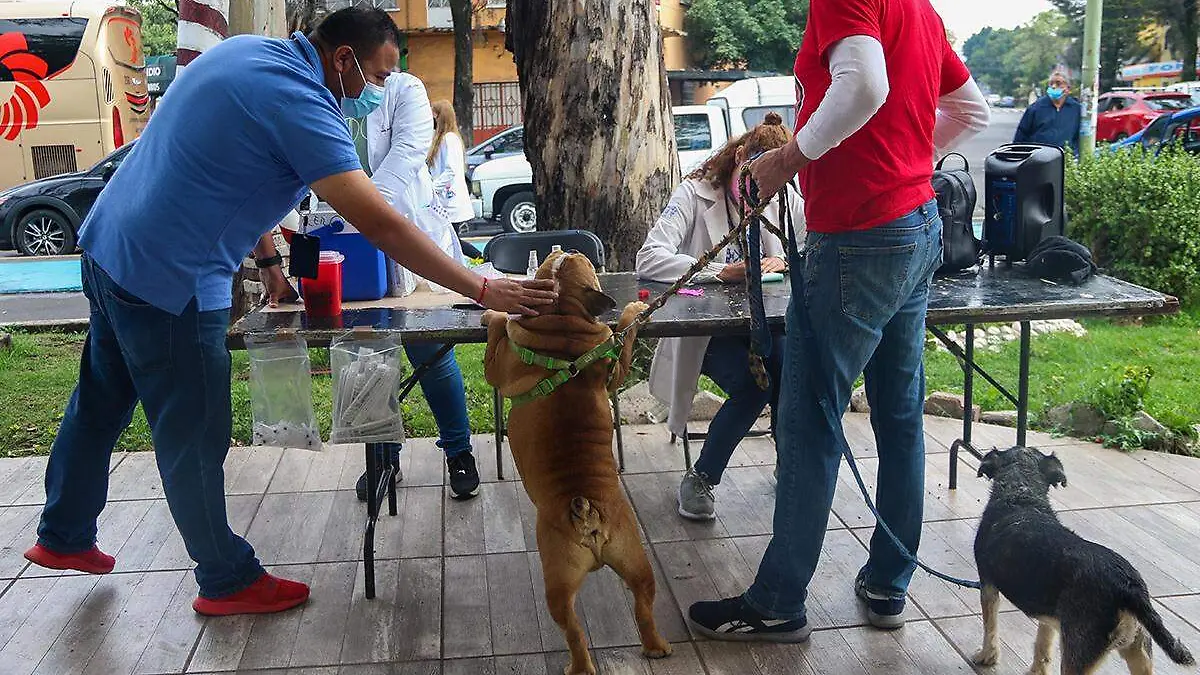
[931,0,1056,46]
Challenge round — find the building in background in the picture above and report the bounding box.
[1117,24,1200,89]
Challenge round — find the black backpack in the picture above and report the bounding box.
[932,153,981,274]
[1025,235,1097,284]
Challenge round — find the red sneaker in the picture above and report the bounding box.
[192,573,310,616]
[24,544,115,575]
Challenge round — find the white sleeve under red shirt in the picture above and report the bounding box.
[791,0,987,234]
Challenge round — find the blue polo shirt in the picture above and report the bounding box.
[1014,95,1082,155]
[78,33,361,315]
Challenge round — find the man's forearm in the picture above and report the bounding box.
[368,218,484,299]
[311,170,484,301]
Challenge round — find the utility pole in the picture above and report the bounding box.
[1079,0,1104,157]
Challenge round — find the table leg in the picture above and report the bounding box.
[681,431,693,470]
[611,393,626,473]
[387,444,399,517]
[1017,321,1031,447]
[493,388,505,481]
[363,442,378,600]
[951,324,976,490]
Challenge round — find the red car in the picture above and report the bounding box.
[1096,91,1194,142]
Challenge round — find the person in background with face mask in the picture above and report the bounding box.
[23,7,554,617]
[1015,71,1081,156]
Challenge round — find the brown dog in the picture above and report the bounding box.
[482,251,671,675]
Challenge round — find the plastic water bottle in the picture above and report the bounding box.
[527,250,539,278]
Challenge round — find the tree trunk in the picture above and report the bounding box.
[286,0,317,36]
[450,0,474,145]
[1180,0,1198,89]
[506,1,678,271]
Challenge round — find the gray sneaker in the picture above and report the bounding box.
[678,469,717,520]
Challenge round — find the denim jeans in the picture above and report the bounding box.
[744,200,943,620]
[693,334,783,485]
[38,254,264,599]
[376,342,473,462]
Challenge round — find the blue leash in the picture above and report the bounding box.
[744,171,981,591]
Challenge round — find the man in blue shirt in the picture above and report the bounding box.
[1014,71,1082,155]
[24,7,554,616]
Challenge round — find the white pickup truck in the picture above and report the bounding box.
[470,105,729,233]
[469,77,798,233]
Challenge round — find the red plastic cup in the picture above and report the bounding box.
[303,251,344,319]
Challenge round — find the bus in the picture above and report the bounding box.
[0,0,148,191]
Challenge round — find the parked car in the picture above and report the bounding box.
[996,96,1016,108]
[0,141,135,256]
[1165,81,1200,107]
[1096,91,1194,142]
[465,125,525,176]
[1110,105,1200,155]
[470,105,730,233]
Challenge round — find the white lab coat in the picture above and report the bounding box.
[365,72,463,293]
[430,132,476,224]
[635,177,805,436]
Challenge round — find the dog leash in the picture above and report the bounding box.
[760,172,982,591]
[503,184,787,405]
[502,168,979,590]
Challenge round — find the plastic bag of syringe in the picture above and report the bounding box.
[246,334,323,451]
[329,334,407,445]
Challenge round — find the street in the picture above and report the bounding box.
[955,106,1022,217]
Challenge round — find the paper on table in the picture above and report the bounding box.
[473,262,506,280]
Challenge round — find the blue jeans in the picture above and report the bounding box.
[38,254,264,598]
[693,334,783,484]
[744,201,943,620]
[376,342,473,462]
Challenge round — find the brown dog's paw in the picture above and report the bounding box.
[562,665,596,675]
[642,642,672,659]
[972,646,1000,667]
[480,309,503,326]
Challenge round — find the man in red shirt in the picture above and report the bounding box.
[688,0,989,641]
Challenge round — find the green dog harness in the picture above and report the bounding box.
[506,337,622,407]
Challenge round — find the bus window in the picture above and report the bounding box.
[0,18,88,78]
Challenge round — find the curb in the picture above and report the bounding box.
[0,318,90,333]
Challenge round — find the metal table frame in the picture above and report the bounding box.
[229,267,1177,599]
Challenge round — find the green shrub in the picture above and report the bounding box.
[1066,147,1200,303]
[1088,364,1152,420]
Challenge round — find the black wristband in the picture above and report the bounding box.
[254,254,283,269]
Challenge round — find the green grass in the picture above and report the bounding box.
[1,307,1198,457]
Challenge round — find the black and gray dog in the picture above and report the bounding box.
[973,446,1195,675]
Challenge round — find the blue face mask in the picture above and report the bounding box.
[1047,86,1066,101]
[339,53,384,118]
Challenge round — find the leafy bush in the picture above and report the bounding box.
[1066,147,1200,304]
[1088,364,1152,420]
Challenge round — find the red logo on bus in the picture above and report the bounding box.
[0,33,51,141]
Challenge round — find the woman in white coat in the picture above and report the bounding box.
[427,100,478,238]
[358,72,480,502]
[636,113,805,521]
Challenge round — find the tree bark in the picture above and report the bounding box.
[286,0,317,36]
[506,1,678,271]
[450,0,475,144]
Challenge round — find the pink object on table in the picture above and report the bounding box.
[677,288,704,297]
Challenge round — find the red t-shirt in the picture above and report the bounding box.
[793,0,971,233]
